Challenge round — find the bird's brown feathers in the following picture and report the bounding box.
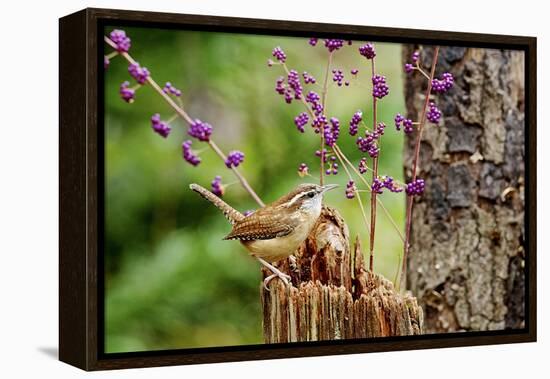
[223,208,295,240]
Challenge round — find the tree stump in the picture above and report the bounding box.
[261,206,423,343]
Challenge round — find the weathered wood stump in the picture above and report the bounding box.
[261,206,423,343]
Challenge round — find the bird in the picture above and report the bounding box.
[189,182,338,288]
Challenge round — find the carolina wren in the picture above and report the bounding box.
[190,183,338,288]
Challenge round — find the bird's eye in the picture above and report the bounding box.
[307,192,315,198]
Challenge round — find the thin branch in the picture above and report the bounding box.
[333,148,370,232]
[399,46,440,291]
[333,144,405,243]
[104,36,265,208]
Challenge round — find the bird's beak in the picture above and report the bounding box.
[321,184,339,193]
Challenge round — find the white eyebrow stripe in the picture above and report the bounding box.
[287,192,306,207]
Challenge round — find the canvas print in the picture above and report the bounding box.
[102,26,526,353]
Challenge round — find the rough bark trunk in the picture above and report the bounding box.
[261,206,423,343]
[403,46,525,333]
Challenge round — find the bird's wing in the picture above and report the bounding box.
[223,212,294,241]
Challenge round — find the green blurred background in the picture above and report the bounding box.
[104,26,406,353]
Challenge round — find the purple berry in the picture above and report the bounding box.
[358,157,368,174]
[128,62,150,85]
[371,177,384,194]
[163,82,182,97]
[303,71,316,84]
[324,39,345,52]
[150,113,171,138]
[110,29,131,53]
[119,81,135,103]
[287,69,303,100]
[294,112,309,133]
[406,178,425,196]
[404,63,414,74]
[411,51,420,63]
[182,140,201,166]
[427,101,442,124]
[359,43,376,59]
[225,150,245,168]
[332,69,344,86]
[372,75,389,99]
[345,180,356,199]
[349,110,363,136]
[298,163,309,177]
[272,46,287,63]
[395,113,405,130]
[431,72,454,93]
[188,119,213,142]
[211,176,224,197]
[403,118,414,134]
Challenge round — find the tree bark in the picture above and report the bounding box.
[403,46,525,333]
[261,206,423,343]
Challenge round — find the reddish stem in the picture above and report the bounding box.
[399,46,440,290]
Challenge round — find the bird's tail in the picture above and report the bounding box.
[189,183,245,224]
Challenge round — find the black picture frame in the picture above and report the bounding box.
[59,7,537,371]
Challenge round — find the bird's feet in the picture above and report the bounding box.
[263,271,292,291]
[256,257,292,291]
[288,255,299,273]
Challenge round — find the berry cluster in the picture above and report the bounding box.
[349,110,363,136]
[302,71,316,84]
[324,39,345,52]
[128,63,150,85]
[275,71,303,104]
[188,119,213,142]
[404,51,420,74]
[395,114,414,134]
[427,101,442,124]
[315,149,328,163]
[372,176,403,194]
[325,156,339,176]
[358,43,376,59]
[372,75,389,99]
[332,69,345,86]
[151,113,171,138]
[110,29,131,52]
[163,82,182,97]
[287,69,303,100]
[345,180,356,199]
[225,150,245,168]
[356,122,385,158]
[211,176,224,197]
[306,91,323,116]
[381,176,403,193]
[324,117,340,147]
[313,115,328,134]
[294,112,309,133]
[405,178,425,196]
[119,81,135,103]
[298,163,309,177]
[182,140,201,166]
[358,157,368,174]
[308,38,318,46]
[431,72,454,93]
[371,177,384,194]
[272,46,286,63]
